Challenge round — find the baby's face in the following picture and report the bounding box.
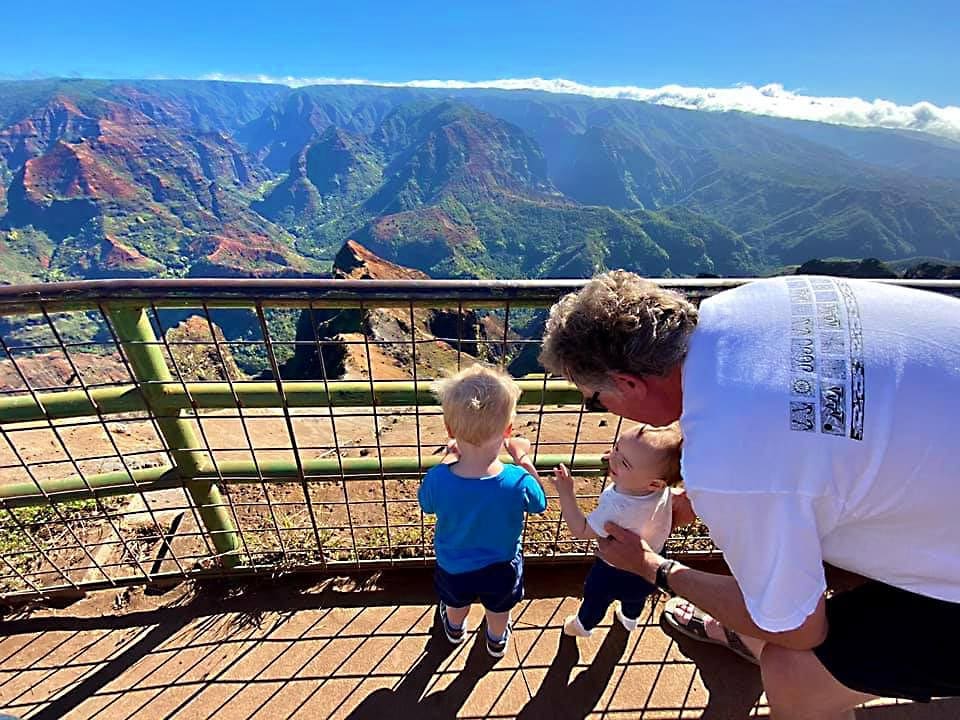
[603,425,667,494]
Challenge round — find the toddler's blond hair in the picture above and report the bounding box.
[432,364,521,446]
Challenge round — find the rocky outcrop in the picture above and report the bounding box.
[77,234,164,278]
[164,316,246,382]
[282,240,508,380]
[794,257,897,278]
[186,230,314,278]
[901,261,960,280]
[334,239,429,281]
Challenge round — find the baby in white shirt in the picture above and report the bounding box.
[555,422,685,636]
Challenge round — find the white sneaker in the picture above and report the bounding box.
[563,614,592,637]
[615,603,639,632]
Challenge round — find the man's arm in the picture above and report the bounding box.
[598,523,828,650]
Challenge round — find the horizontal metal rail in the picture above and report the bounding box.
[0,379,583,425]
[0,454,607,508]
[2,277,957,315]
[0,277,679,315]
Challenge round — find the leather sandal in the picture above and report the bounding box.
[662,598,759,666]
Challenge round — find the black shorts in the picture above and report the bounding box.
[434,554,524,613]
[814,580,960,702]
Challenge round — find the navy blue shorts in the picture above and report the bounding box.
[434,554,524,613]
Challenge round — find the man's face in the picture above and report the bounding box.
[580,370,682,426]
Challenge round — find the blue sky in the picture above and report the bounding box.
[2,0,957,106]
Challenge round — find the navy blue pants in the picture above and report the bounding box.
[577,557,656,630]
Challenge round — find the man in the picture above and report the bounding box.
[539,270,960,720]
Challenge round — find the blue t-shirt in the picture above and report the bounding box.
[418,462,547,574]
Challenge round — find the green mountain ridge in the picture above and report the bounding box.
[1,79,960,283]
[256,99,751,278]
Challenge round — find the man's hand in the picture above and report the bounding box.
[504,436,533,465]
[553,463,575,495]
[670,488,697,529]
[597,522,662,583]
[601,527,831,652]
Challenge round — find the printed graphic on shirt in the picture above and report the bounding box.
[791,377,815,397]
[791,338,816,373]
[837,281,865,440]
[787,277,864,440]
[820,384,845,436]
[790,400,816,432]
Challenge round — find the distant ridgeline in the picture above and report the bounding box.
[1,79,959,285]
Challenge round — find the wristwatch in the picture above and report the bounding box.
[655,559,679,596]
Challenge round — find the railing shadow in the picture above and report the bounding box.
[2,566,954,720]
[0,566,592,637]
[21,610,199,720]
[341,610,498,719]
[516,627,628,719]
[0,567,585,718]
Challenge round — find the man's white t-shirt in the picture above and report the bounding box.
[681,276,960,632]
[587,485,672,551]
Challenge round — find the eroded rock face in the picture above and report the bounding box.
[0,349,129,393]
[334,239,429,282]
[282,239,516,381]
[0,93,307,279]
[164,315,246,382]
[0,96,100,169]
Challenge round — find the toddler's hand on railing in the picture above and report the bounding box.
[441,438,460,463]
[553,463,575,496]
[504,436,533,466]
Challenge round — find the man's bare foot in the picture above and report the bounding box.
[669,598,727,641]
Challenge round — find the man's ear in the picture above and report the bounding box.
[610,372,647,399]
[503,422,514,438]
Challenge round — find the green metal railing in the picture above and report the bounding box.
[1,277,955,604]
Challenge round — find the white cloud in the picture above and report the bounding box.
[200,73,960,142]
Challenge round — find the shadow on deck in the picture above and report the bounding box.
[0,565,957,719]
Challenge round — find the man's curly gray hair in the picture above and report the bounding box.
[539,270,699,388]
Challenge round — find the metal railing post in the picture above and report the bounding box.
[107,305,240,567]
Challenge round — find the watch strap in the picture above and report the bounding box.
[655,559,679,596]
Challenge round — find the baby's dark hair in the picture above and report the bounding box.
[648,421,683,487]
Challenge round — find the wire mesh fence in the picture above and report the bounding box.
[2,277,955,603]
